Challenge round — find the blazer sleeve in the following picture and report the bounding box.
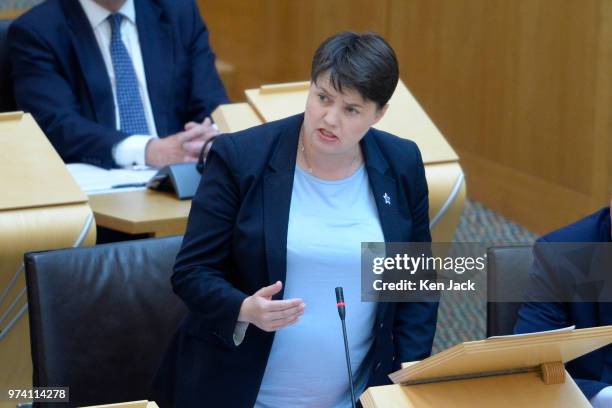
[184,1,230,121]
[514,238,610,399]
[8,21,127,168]
[172,135,247,349]
[514,238,572,334]
[393,144,439,365]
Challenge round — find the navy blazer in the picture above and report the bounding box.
[155,114,438,407]
[515,207,612,399]
[8,0,229,168]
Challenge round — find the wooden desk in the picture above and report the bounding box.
[88,189,191,237]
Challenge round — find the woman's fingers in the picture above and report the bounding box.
[269,315,300,331]
[265,298,303,312]
[267,303,305,322]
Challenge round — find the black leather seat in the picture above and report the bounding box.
[486,245,533,336]
[0,19,16,112]
[25,236,186,408]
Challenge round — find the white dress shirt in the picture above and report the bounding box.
[79,0,158,167]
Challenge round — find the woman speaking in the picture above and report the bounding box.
[155,31,438,407]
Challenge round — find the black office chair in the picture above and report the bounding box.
[25,236,187,408]
[0,19,16,112]
[486,245,534,336]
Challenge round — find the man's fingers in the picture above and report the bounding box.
[184,121,198,131]
[177,125,207,142]
[178,118,218,143]
[183,139,205,154]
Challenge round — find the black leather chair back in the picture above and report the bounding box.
[0,19,15,112]
[25,236,186,408]
[486,245,533,337]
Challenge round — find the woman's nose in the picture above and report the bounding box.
[323,107,339,127]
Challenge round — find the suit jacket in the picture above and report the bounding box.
[515,207,612,399]
[154,113,439,407]
[8,0,229,168]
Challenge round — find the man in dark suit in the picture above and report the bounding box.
[515,199,612,406]
[9,0,229,169]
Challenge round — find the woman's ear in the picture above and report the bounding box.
[372,103,389,125]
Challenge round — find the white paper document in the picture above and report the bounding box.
[488,325,576,340]
[67,163,157,195]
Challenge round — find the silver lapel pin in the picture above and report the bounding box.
[383,193,391,205]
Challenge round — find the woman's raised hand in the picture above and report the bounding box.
[238,281,305,332]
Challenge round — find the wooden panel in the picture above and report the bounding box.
[82,401,158,408]
[389,0,597,192]
[388,0,610,231]
[389,326,612,384]
[361,372,589,408]
[0,9,25,20]
[198,0,388,101]
[212,102,263,133]
[0,203,96,407]
[365,327,612,407]
[426,162,465,242]
[593,0,612,199]
[0,113,87,210]
[458,149,597,235]
[89,190,191,236]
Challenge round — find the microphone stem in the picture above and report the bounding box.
[341,318,357,408]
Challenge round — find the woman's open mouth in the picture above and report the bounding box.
[317,128,338,142]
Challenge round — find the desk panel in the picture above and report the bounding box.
[89,190,191,237]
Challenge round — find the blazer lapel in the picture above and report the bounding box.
[361,133,403,324]
[134,0,173,137]
[263,115,303,299]
[62,0,115,128]
[361,134,403,243]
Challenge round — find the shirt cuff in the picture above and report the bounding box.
[591,386,612,408]
[112,135,156,168]
[233,321,249,346]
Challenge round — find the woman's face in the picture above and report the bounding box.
[302,72,387,157]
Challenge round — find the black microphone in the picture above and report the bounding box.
[335,287,356,408]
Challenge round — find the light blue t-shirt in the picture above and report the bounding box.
[255,164,384,408]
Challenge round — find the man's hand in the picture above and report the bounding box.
[238,281,305,332]
[145,117,219,168]
[182,117,218,155]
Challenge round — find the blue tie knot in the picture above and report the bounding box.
[108,13,124,35]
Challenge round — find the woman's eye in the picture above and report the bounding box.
[318,94,328,102]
